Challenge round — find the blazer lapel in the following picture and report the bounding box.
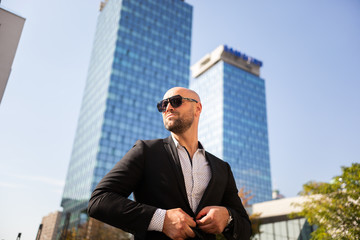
[163,136,192,213]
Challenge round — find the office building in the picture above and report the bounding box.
[251,197,314,240]
[59,0,192,233]
[0,5,25,104]
[190,45,272,204]
[37,211,62,240]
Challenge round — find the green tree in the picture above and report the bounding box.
[295,163,360,240]
[63,227,77,240]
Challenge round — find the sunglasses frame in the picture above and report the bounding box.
[157,95,198,112]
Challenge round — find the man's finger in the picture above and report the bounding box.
[199,224,220,234]
[198,224,214,232]
[184,214,196,227]
[196,214,211,226]
[163,208,196,239]
[196,206,210,220]
[184,225,196,238]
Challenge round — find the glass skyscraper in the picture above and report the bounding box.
[59,0,192,231]
[190,45,272,204]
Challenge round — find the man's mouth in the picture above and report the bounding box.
[166,113,177,119]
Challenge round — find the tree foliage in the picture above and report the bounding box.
[295,163,360,240]
[238,188,261,238]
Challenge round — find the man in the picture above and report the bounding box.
[88,87,251,240]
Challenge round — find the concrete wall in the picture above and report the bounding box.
[0,6,25,104]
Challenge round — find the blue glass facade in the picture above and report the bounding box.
[190,50,272,204]
[60,0,192,230]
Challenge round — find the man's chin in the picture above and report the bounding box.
[165,123,174,132]
[165,123,179,133]
[164,119,176,127]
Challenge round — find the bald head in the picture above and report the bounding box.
[161,87,202,136]
[163,87,201,103]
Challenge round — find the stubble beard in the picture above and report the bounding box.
[164,111,194,134]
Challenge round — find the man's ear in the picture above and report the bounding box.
[195,102,202,117]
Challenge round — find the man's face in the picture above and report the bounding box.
[162,92,196,134]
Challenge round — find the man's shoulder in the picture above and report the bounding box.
[205,151,230,167]
[133,137,169,148]
[205,151,222,161]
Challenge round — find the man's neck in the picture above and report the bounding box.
[171,132,198,159]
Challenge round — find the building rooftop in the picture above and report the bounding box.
[249,196,312,224]
[190,45,263,78]
[0,4,25,19]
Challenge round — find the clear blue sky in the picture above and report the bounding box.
[1,0,359,239]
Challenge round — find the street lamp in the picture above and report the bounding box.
[16,233,21,240]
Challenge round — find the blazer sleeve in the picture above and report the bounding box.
[87,140,157,236]
[222,162,252,240]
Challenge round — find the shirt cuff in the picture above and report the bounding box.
[148,208,166,232]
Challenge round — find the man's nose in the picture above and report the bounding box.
[164,102,174,113]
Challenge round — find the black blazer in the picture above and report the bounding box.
[88,136,251,240]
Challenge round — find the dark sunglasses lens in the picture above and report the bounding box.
[157,102,162,112]
[169,96,182,108]
[157,99,169,112]
[157,95,183,112]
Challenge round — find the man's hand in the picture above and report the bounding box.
[195,206,229,234]
[162,208,196,240]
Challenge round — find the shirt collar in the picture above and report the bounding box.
[171,134,205,153]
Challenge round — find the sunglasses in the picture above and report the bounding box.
[157,95,198,112]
